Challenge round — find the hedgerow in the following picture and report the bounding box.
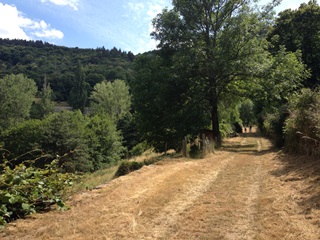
[284,88,320,156]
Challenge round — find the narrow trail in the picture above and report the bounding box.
[1,130,320,239]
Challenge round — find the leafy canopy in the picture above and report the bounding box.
[269,0,320,87]
[0,74,37,130]
[141,0,282,147]
[90,79,131,122]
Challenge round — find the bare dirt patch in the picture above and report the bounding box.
[1,130,319,239]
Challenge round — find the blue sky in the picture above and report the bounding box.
[0,0,311,54]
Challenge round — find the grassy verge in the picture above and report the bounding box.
[68,150,178,196]
[67,166,118,195]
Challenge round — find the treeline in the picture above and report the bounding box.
[259,1,320,154]
[0,74,134,172]
[0,38,135,101]
[0,73,136,226]
[131,0,320,157]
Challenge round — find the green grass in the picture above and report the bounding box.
[67,166,118,195]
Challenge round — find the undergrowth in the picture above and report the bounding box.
[114,151,176,177]
[0,159,77,228]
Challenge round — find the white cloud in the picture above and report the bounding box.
[0,3,64,41]
[40,0,80,10]
[0,3,30,39]
[34,27,64,39]
[128,2,145,13]
[147,3,163,18]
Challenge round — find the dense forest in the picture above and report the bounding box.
[1,0,320,226]
[0,38,135,101]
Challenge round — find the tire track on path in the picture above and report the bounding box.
[147,155,234,239]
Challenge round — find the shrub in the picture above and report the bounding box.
[284,88,320,156]
[129,141,149,157]
[219,123,234,139]
[114,161,143,177]
[0,159,77,227]
[86,114,125,171]
[262,109,288,147]
[1,111,125,173]
[0,111,92,172]
[0,119,43,166]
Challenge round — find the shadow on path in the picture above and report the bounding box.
[221,128,275,155]
[271,153,320,214]
[223,128,320,223]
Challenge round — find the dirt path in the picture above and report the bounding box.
[1,131,320,239]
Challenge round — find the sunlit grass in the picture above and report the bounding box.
[67,166,119,196]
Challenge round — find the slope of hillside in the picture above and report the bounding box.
[0,38,135,101]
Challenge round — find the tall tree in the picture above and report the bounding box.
[0,74,37,130]
[38,75,55,118]
[90,79,131,122]
[132,51,210,151]
[151,0,280,147]
[269,0,320,87]
[69,61,88,113]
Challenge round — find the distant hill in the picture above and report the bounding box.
[0,38,135,101]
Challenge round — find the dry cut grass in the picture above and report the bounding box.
[1,130,319,239]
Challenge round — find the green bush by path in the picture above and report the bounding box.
[0,159,77,227]
[284,88,320,156]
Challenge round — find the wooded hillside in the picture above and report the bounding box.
[0,38,135,101]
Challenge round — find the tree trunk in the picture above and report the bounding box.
[211,94,222,148]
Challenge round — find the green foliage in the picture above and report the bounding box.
[0,159,77,227]
[219,123,235,139]
[0,111,90,172]
[251,47,308,145]
[38,76,55,118]
[90,79,131,122]
[284,88,320,155]
[30,77,55,119]
[129,141,149,157]
[269,1,320,87]
[0,119,43,165]
[69,61,89,113]
[132,51,210,152]
[1,111,124,173]
[260,107,288,147]
[150,0,281,147]
[114,161,143,177]
[218,96,243,135]
[41,111,91,172]
[86,114,125,171]
[239,99,255,126]
[117,114,142,154]
[0,39,135,102]
[0,74,37,130]
[252,47,308,107]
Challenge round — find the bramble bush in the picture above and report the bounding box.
[0,158,77,227]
